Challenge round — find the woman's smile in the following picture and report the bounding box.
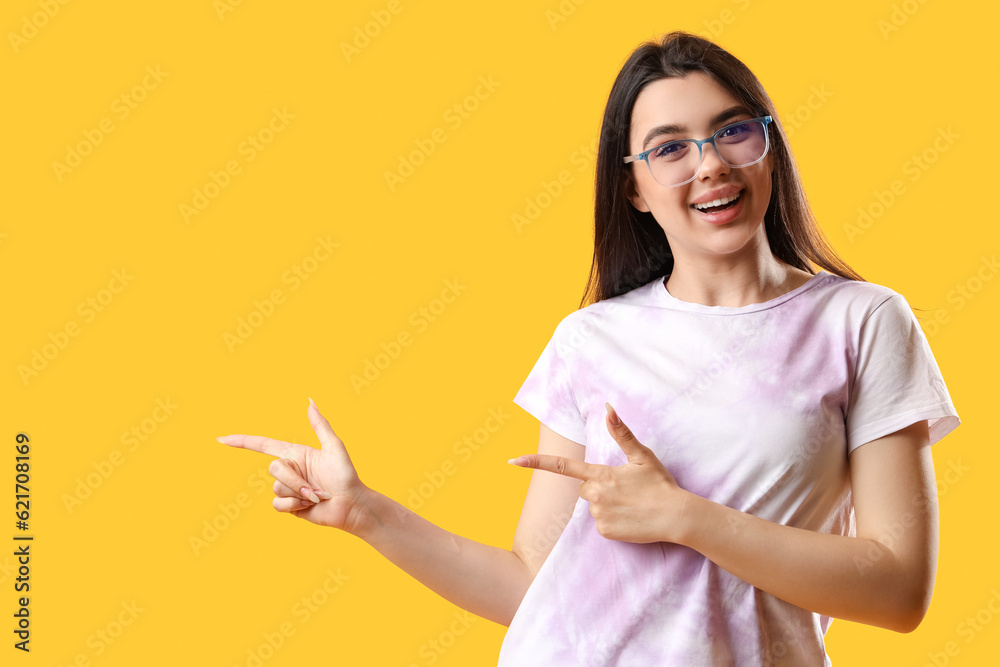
[689,184,746,225]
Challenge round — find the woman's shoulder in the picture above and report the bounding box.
[558,280,655,327]
[814,272,905,308]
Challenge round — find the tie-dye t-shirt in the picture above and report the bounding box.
[498,270,960,666]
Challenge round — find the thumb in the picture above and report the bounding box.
[308,398,345,453]
[605,402,648,462]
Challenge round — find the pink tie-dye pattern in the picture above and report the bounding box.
[499,271,960,666]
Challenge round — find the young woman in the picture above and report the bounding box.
[219,32,960,665]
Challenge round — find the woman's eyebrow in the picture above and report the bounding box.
[640,105,752,150]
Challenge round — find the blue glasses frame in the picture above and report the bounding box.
[623,115,773,187]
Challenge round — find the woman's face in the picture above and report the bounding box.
[626,72,774,267]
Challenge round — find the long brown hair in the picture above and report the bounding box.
[579,31,864,309]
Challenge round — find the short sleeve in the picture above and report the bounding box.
[845,293,960,453]
[513,319,587,446]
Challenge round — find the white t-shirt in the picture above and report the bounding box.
[498,270,960,666]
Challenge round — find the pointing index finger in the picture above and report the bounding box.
[217,434,298,459]
[508,454,600,481]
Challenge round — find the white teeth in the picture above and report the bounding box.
[693,192,741,210]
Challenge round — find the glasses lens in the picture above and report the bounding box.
[648,119,768,186]
[647,140,700,187]
[716,120,768,168]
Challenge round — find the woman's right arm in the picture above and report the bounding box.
[354,420,583,625]
[219,401,585,627]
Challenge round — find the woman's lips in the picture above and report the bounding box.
[690,189,745,225]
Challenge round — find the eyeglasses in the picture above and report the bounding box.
[623,116,773,187]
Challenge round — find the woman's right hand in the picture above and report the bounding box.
[217,399,371,535]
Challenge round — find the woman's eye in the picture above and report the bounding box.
[652,142,688,160]
[719,123,750,140]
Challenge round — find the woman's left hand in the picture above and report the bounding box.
[509,403,688,544]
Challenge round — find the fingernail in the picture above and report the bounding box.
[301,486,320,503]
[508,456,527,466]
[315,490,333,500]
[216,436,228,444]
[309,397,316,408]
[605,402,621,425]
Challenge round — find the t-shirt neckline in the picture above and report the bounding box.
[650,270,830,315]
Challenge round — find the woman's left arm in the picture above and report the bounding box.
[509,404,938,633]
[678,418,937,633]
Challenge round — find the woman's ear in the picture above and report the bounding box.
[625,171,651,212]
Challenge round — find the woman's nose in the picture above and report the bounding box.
[696,142,730,180]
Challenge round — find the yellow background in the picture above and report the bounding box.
[2,0,996,664]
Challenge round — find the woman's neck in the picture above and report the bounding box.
[664,254,813,308]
